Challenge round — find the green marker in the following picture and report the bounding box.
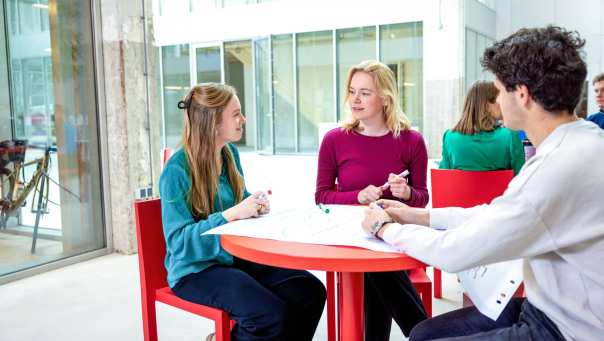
[317,203,330,214]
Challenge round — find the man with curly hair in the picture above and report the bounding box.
[362,26,604,340]
[587,73,604,128]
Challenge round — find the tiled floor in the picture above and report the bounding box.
[0,252,464,341]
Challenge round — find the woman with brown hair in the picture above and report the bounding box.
[315,60,428,341]
[160,83,326,341]
[440,80,525,174]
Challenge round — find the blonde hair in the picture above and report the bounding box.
[180,83,245,219]
[341,60,411,136]
[452,81,499,134]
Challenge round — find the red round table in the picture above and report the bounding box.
[221,235,425,341]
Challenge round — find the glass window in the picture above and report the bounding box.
[464,29,494,92]
[254,38,272,153]
[0,2,11,141]
[196,45,221,83]
[465,29,477,91]
[1,0,104,277]
[161,44,190,148]
[272,34,295,153]
[296,31,334,153]
[224,40,254,147]
[336,27,376,119]
[380,22,423,132]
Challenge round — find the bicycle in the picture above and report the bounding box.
[0,139,57,253]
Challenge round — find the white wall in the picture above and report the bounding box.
[153,0,431,46]
[495,0,604,115]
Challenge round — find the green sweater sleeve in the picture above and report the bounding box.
[159,161,227,264]
[509,132,526,175]
[439,131,452,169]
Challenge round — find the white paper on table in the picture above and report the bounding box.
[202,204,400,253]
[457,259,523,320]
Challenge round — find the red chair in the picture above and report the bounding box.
[430,169,514,299]
[409,268,432,317]
[134,198,233,341]
[162,147,173,167]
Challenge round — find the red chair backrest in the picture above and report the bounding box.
[431,169,514,208]
[163,148,173,167]
[134,199,168,296]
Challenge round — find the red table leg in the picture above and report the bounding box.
[337,272,364,341]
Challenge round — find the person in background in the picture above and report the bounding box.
[586,72,604,128]
[160,83,326,341]
[315,60,428,341]
[440,80,525,175]
[362,26,604,341]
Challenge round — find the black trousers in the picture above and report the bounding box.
[364,270,428,341]
[172,257,326,341]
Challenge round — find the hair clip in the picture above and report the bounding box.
[177,100,189,110]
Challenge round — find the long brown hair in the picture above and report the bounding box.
[180,83,245,219]
[453,81,499,134]
[341,60,411,136]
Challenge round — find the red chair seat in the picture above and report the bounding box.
[155,287,230,321]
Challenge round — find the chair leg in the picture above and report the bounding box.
[434,268,442,298]
[141,298,158,341]
[215,312,231,341]
[421,285,432,317]
[326,271,336,341]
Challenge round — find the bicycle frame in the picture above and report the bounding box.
[0,148,51,213]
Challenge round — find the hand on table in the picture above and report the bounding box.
[361,203,393,238]
[223,191,269,221]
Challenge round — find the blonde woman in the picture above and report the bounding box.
[315,61,428,340]
[440,80,525,174]
[160,83,326,341]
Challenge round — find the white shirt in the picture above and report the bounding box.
[383,120,604,341]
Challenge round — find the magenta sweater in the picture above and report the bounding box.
[315,128,429,207]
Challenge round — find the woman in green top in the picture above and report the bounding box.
[440,81,525,174]
[159,83,326,341]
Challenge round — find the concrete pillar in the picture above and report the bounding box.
[99,0,162,254]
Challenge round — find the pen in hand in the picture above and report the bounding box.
[257,190,272,215]
[381,170,409,190]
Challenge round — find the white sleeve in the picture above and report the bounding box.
[383,193,557,273]
[429,204,488,230]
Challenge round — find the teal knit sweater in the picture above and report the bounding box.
[159,144,250,288]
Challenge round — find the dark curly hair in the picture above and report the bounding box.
[481,26,587,114]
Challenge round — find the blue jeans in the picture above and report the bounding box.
[410,298,565,340]
[172,257,326,341]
